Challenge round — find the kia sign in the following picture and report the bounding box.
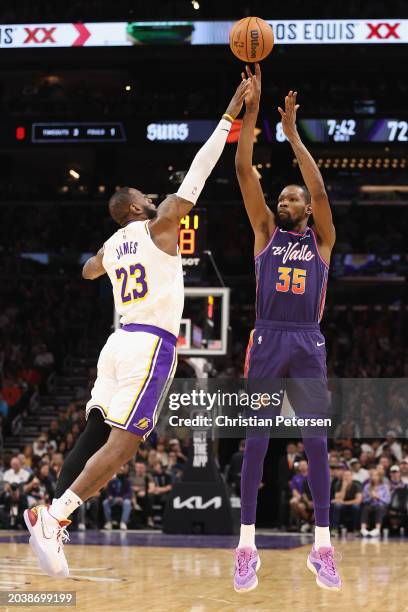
[0,19,408,48]
[173,495,222,510]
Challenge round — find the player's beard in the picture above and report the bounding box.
[143,204,158,219]
[276,212,297,231]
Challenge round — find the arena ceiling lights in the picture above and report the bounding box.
[0,19,407,48]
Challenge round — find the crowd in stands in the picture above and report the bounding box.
[2,202,408,264]
[0,398,189,530]
[274,439,408,536]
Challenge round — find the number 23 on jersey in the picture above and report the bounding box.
[116,263,148,303]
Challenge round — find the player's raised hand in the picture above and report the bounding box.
[225,77,251,120]
[241,63,261,113]
[278,90,300,141]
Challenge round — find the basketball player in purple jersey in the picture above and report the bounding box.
[233,64,340,593]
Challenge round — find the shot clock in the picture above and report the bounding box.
[179,208,206,283]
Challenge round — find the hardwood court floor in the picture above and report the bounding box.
[0,538,407,612]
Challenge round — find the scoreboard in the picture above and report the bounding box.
[7,117,408,146]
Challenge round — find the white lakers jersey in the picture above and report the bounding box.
[103,220,184,336]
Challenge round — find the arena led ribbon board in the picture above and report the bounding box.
[0,20,407,48]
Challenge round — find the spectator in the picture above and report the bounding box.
[47,419,63,447]
[168,439,187,464]
[103,464,133,531]
[135,442,149,464]
[400,459,408,485]
[147,450,158,471]
[33,435,48,458]
[130,461,154,527]
[17,453,33,476]
[340,448,353,467]
[33,344,55,369]
[0,392,9,419]
[1,376,24,410]
[296,441,305,458]
[46,441,57,455]
[19,361,41,387]
[65,432,75,454]
[331,469,362,534]
[151,461,172,514]
[50,452,64,478]
[155,442,169,468]
[350,458,369,484]
[58,410,72,435]
[389,465,405,492]
[3,456,30,485]
[167,450,184,482]
[375,431,403,462]
[359,451,373,470]
[77,493,101,531]
[376,462,390,484]
[360,470,391,537]
[24,476,47,507]
[23,444,34,469]
[0,483,28,529]
[38,463,55,497]
[289,460,314,532]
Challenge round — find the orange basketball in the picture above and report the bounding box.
[229,16,274,63]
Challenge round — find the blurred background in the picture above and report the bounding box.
[0,1,408,536]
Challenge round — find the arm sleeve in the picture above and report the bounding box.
[176,118,232,205]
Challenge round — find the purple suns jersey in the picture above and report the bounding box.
[255,226,329,324]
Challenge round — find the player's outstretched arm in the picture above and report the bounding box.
[82,246,106,280]
[235,63,275,256]
[148,78,251,256]
[278,91,336,257]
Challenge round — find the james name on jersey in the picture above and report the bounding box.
[115,241,139,260]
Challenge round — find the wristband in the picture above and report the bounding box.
[222,113,235,123]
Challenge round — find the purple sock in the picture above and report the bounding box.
[240,436,269,524]
[302,435,330,527]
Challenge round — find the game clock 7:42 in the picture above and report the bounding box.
[179,208,206,282]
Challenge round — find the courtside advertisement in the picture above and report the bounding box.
[0,19,407,48]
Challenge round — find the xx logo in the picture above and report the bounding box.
[366,22,400,40]
[24,27,57,44]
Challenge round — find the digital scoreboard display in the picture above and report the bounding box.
[144,118,408,144]
[287,118,408,143]
[9,118,407,145]
[31,122,126,143]
[179,209,206,283]
[7,116,408,147]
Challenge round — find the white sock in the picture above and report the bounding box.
[238,524,256,550]
[314,526,331,549]
[49,489,82,522]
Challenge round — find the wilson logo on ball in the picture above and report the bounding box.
[250,29,260,59]
[229,16,274,63]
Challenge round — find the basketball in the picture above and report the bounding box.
[229,16,274,62]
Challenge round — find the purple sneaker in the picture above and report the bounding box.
[307,546,341,591]
[233,547,261,593]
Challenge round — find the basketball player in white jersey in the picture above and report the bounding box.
[25,78,250,577]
